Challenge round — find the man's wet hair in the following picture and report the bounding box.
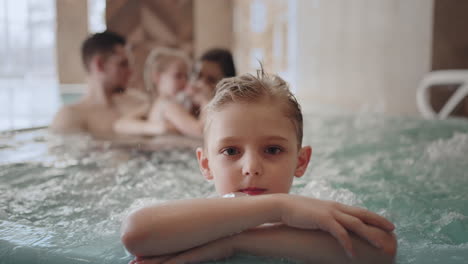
[81,31,126,72]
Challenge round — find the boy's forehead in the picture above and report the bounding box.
[205,102,298,146]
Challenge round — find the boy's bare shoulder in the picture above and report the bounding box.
[50,103,87,133]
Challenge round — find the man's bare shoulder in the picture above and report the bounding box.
[50,103,87,134]
[114,89,151,114]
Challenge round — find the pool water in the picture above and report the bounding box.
[0,113,467,264]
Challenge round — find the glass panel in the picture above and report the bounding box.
[0,0,58,131]
[88,0,106,33]
[29,0,55,22]
[7,0,27,23]
[0,0,5,20]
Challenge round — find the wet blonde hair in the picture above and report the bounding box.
[143,47,190,97]
[205,69,303,147]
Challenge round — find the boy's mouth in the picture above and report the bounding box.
[238,187,267,195]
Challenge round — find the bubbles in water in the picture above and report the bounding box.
[426,132,468,161]
[300,180,361,206]
[1,117,468,264]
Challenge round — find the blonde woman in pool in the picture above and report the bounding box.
[121,70,397,264]
[114,47,200,137]
[114,48,236,139]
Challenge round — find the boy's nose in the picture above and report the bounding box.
[242,154,263,177]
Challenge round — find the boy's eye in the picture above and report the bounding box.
[221,147,240,156]
[265,146,282,155]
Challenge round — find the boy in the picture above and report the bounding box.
[121,70,397,263]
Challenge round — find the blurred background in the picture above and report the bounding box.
[1,0,467,131]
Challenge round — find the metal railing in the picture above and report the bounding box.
[417,70,468,119]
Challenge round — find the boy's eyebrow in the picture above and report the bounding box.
[215,136,239,145]
[263,136,290,142]
[216,136,290,144]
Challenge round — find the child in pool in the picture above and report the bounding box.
[114,47,202,137]
[121,70,397,263]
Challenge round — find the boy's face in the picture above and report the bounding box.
[197,100,312,196]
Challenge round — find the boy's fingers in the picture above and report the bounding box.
[338,204,395,231]
[326,220,355,259]
[335,211,383,249]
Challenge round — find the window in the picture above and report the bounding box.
[0,0,59,131]
[88,0,106,33]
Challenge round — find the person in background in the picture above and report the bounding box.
[121,70,397,264]
[50,31,133,139]
[187,48,236,117]
[114,48,237,139]
[114,47,192,137]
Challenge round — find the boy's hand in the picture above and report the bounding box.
[277,194,395,258]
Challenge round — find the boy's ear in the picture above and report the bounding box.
[294,146,312,178]
[196,147,213,180]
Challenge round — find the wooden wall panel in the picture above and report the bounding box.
[295,0,433,115]
[193,0,233,58]
[56,0,88,84]
[430,0,468,117]
[106,0,194,90]
[233,0,290,76]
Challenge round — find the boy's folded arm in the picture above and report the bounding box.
[121,193,396,259]
[121,195,282,257]
[128,224,396,264]
[232,224,397,264]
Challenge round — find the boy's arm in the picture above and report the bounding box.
[130,225,396,264]
[121,195,279,257]
[233,224,396,264]
[121,194,394,258]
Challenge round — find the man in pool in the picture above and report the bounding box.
[121,70,397,263]
[51,31,140,139]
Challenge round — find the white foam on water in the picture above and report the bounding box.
[299,180,361,206]
[426,132,468,161]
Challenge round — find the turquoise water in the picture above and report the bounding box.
[0,114,467,264]
[60,93,82,105]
